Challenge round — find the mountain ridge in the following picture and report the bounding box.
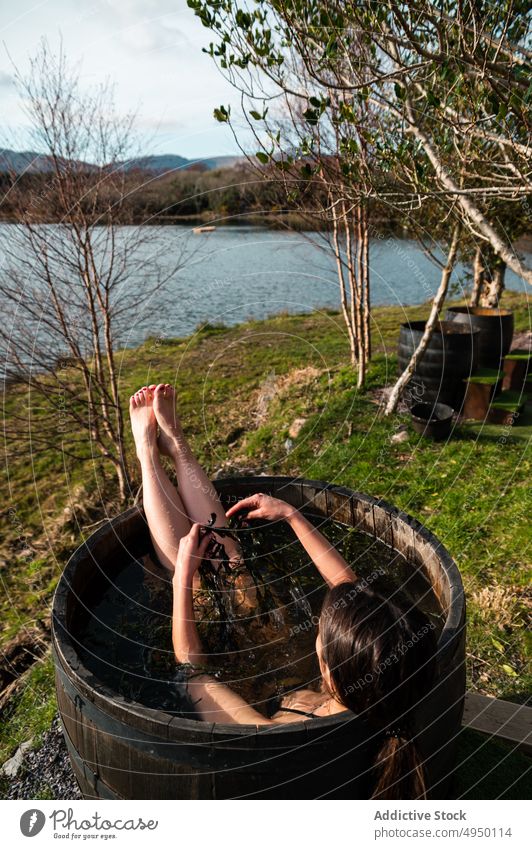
[0,148,244,175]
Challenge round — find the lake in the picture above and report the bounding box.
[118,226,530,349]
[1,223,529,354]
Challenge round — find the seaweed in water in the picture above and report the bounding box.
[196,513,241,650]
[197,512,294,645]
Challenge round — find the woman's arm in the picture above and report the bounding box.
[286,509,357,587]
[172,523,278,725]
[226,494,357,588]
[172,524,210,666]
[185,674,276,724]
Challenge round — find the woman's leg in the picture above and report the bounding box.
[130,387,191,573]
[152,383,242,561]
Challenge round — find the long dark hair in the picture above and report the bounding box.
[319,582,437,799]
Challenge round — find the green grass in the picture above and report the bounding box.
[491,390,529,411]
[0,290,530,797]
[505,350,532,362]
[466,368,503,384]
[0,654,56,765]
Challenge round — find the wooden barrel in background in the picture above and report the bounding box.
[445,307,514,369]
[398,320,479,409]
[52,476,466,800]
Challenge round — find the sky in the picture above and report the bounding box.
[0,0,243,160]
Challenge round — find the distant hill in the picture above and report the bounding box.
[121,154,244,172]
[0,148,244,175]
[0,148,60,174]
[120,154,190,172]
[198,155,245,171]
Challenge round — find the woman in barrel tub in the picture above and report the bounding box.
[130,383,436,799]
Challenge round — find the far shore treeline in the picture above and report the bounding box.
[0,162,405,231]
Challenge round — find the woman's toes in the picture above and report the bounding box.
[130,395,136,409]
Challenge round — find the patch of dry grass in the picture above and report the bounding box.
[471,584,532,631]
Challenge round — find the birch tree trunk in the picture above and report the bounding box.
[480,261,506,308]
[470,247,485,307]
[362,205,371,362]
[331,201,358,366]
[327,186,372,386]
[384,226,460,416]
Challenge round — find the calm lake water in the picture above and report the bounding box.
[1,223,529,355]
[117,226,529,349]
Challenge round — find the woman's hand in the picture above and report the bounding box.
[174,523,211,586]
[225,493,296,523]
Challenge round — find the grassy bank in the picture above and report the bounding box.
[1,292,530,793]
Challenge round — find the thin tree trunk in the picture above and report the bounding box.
[83,225,131,500]
[331,201,357,365]
[343,200,359,357]
[112,455,128,504]
[362,204,371,362]
[384,225,460,415]
[470,246,485,307]
[101,303,131,499]
[347,201,364,384]
[480,260,506,307]
[355,204,367,387]
[80,237,117,445]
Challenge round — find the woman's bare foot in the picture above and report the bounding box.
[129,387,158,460]
[152,383,186,457]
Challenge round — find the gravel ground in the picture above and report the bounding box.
[4,715,82,800]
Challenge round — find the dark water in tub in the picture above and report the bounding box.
[77,516,443,718]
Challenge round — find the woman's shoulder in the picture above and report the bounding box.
[270,688,328,722]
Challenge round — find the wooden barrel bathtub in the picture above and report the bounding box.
[52,476,466,800]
